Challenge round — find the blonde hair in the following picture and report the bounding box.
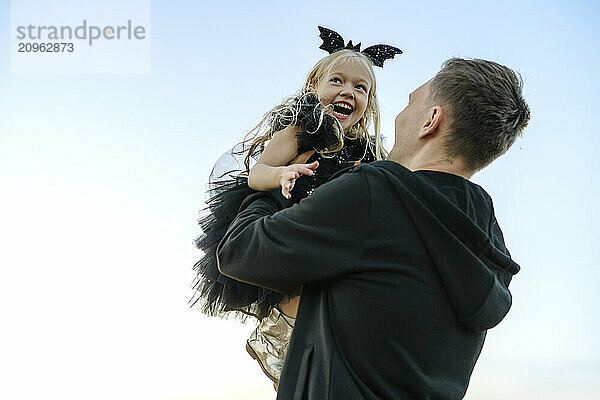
[238,49,386,172]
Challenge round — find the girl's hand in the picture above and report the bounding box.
[279,161,319,199]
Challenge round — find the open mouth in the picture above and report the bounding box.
[332,101,353,120]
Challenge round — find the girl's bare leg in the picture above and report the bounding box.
[278,295,300,318]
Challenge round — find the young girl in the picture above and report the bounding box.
[192,33,399,388]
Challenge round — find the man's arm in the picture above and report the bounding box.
[216,170,371,293]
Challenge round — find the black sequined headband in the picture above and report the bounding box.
[318,26,402,68]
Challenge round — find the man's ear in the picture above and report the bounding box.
[419,106,443,138]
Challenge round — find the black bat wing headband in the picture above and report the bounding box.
[318,26,402,67]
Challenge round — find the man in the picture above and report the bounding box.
[217,58,530,399]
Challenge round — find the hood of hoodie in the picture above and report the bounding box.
[364,161,520,332]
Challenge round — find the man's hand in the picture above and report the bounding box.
[279,161,319,199]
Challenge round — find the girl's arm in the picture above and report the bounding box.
[248,125,317,199]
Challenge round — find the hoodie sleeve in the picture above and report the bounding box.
[216,170,371,293]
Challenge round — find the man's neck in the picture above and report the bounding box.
[387,153,473,180]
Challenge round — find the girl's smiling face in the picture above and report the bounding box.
[315,59,372,132]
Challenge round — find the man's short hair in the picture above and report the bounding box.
[429,58,530,172]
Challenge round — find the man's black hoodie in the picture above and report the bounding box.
[218,160,520,399]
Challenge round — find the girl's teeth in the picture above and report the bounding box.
[333,103,353,115]
[333,111,350,119]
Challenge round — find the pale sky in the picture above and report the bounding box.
[0,0,599,399]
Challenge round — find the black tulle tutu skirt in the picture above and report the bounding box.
[189,176,285,320]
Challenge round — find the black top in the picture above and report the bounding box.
[292,135,374,203]
[218,161,519,399]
